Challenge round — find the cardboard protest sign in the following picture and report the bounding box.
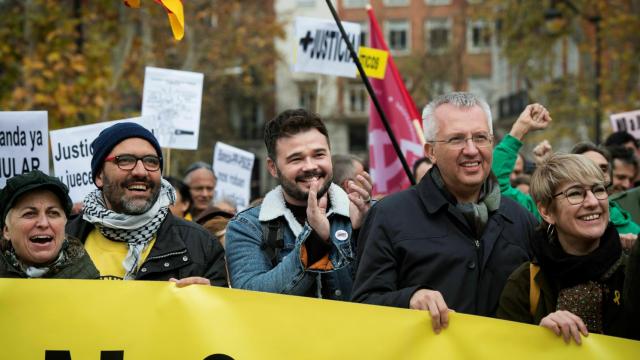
[358,46,389,79]
[141,66,204,150]
[294,17,361,78]
[610,110,640,138]
[49,117,153,203]
[213,142,255,211]
[0,111,48,187]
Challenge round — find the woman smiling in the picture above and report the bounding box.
[497,154,639,343]
[0,170,98,279]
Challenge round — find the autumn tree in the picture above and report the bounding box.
[0,0,284,173]
[478,0,640,143]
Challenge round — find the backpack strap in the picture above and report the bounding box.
[260,218,285,267]
[529,262,541,318]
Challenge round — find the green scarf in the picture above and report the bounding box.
[430,166,501,237]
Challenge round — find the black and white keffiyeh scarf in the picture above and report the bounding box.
[82,178,176,279]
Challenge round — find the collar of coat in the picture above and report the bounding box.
[417,169,514,224]
[68,213,190,256]
[259,183,350,237]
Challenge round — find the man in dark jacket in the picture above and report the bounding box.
[352,92,537,332]
[66,122,227,286]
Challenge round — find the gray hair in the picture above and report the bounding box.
[183,161,216,185]
[421,92,493,141]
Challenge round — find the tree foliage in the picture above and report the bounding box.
[0,0,284,172]
[478,0,640,141]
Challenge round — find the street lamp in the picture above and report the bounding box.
[545,0,602,144]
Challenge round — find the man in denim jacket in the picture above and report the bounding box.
[225,109,372,300]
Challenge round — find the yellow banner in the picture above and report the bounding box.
[359,46,389,79]
[0,279,638,359]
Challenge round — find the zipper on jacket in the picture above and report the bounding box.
[144,249,187,262]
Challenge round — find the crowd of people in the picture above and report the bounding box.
[1,92,638,344]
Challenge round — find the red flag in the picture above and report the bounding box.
[367,7,424,196]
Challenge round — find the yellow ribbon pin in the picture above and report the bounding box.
[613,290,621,305]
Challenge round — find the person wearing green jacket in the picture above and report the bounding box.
[493,104,640,240]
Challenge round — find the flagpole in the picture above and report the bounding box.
[324,0,416,185]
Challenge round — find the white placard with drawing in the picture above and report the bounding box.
[141,66,204,150]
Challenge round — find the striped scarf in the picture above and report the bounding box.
[82,178,175,279]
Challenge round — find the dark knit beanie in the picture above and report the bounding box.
[90,122,163,184]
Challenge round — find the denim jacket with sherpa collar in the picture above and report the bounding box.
[225,183,355,300]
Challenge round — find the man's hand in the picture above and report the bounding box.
[532,140,553,165]
[619,233,637,251]
[509,104,552,141]
[409,289,453,334]
[347,171,373,230]
[539,310,589,345]
[169,277,211,287]
[307,180,330,242]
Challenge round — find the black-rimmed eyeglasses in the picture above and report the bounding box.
[104,154,161,171]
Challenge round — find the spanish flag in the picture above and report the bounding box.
[124,0,184,41]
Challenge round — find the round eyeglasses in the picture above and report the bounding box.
[553,184,608,205]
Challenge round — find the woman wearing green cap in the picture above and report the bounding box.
[0,170,98,279]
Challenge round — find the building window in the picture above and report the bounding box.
[344,83,368,116]
[383,0,410,6]
[298,82,317,112]
[349,123,368,152]
[343,0,367,8]
[425,0,451,5]
[430,80,453,97]
[467,77,492,103]
[385,20,411,55]
[357,21,369,47]
[230,100,264,140]
[425,18,451,53]
[467,20,491,53]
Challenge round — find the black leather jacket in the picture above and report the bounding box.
[67,213,228,286]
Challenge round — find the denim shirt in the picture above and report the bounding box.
[225,184,355,300]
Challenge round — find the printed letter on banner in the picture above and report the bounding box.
[293,17,361,78]
[358,46,389,80]
[610,109,640,139]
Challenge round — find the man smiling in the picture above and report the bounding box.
[352,92,537,332]
[66,122,227,285]
[225,109,371,300]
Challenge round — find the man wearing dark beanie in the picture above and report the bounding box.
[66,122,228,286]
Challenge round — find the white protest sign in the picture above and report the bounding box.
[141,66,203,150]
[610,109,640,139]
[0,111,49,187]
[49,117,153,203]
[294,17,361,78]
[213,142,255,211]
